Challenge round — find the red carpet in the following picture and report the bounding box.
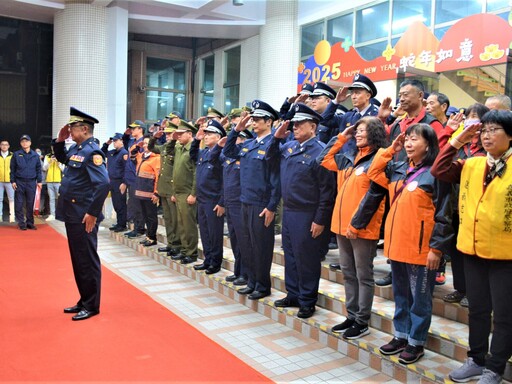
[0,224,271,383]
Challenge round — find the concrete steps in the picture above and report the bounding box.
[108,217,481,383]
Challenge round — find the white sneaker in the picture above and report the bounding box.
[46,215,55,221]
[9,216,15,223]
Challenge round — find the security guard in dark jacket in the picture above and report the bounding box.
[223,100,281,300]
[190,120,226,274]
[10,134,42,230]
[267,103,335,318]
[53,107,110,321]
[102,133,128,232]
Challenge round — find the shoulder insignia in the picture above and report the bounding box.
[287,148,293,153]
[242,148,249,152]
[93,154,104,166]
[123,154,128,161]
[257,150,266,155]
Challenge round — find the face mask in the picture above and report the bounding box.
[464,119,480,129]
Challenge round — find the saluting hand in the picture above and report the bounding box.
[82,213,97,233]
[335,86,350,104]
[391,132,406,153]
[259,208,275,227]
[153,129,164,139]
[310,222,325,238]
[456,121,482,145]
[235,114,252,132]
[195,127,205,141]
[378,97,393,122]
[273,120,290,139]
[217,137,227,148]
[341,124,355,139]
[446,112,464,132]
[57,124,70,143]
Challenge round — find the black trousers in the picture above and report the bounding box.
[65,221,101,312]
[197,201,224,268]
[226,201,245,278]
[110,179,127,227]
[138,198,158,240]
[464,254,512,374]
[127,185,144,232]
[239,203,275,293]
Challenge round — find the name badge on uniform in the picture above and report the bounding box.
[257,150,266,155]
[242,148,249,152]
[355,166,364,176]
[303,154,311,159]
[93,154,103,166]
[70,155,84,162]
[407,181,418,191]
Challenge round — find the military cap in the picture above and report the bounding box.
[291,103,323,123]
[311,82,336,99]
[204,120,227,137]
[348,74,377,98]
[153,119,163,127]
[20,134,31,141]
[300,83,314,95]
[206,107,225,119]
[251,100,279,120]
[128,120,146,131]
[110,133,124,141]
[167,111,182,119]
[68,107,99,125]
[176,119,198,133]
[163,122,178,133]
[446,106,459,116]
[229,108,243,118]
[239,130,254,139]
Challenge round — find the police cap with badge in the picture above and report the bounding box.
[300,83,314,96]
[291,103,323,123]
[204,119,227,137]
[349,74,377,98]
[128,120,146,133]
[206,107,225,119]
[251,100,279,121]
[110,133,124,141]
[69,107,99,126]
[310,82,336,99]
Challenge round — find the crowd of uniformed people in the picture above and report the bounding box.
[1,73,511,384]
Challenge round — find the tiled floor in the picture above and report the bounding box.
[49,221,399,383]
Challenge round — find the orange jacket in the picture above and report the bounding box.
[319,134,385,240]
[135,152,160,199]
[367,146,452,265]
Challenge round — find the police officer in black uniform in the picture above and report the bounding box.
[102,133,128,232]
[53,107,110,321]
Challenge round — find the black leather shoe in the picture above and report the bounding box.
[63,304,83,313]
[274,297,299,308]
[141,239,157,247]
[328,242,338,250]
[375,272,392,287]
[27,223,37,230]
[238,287,254,295]
[171,253,185,261]
[167,247,181,256]
[158,246,171,252]
[180,255,198,264]
[233,277,248,286]
[248,291,271,300]
[19,225,27,231]
[297,306,315,318]
[72,309,99,321]
[193,263,209,271]
[109,224,119,231]
[205,265,221,275]
[225,274,238,282]
[329,263,341,271]
[113,226,127,232]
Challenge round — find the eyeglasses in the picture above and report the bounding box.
[480,127,505,136]
[355,129,367,135]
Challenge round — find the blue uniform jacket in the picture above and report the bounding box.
[321,101,379,152]
[122,133,144,186]
[102,144,128,182]
[267,136,334,226]
[219,152,241,205]
[53,137,110,223]
[190,139,224,206]
[223,129,281,212]
[10,149,42,183]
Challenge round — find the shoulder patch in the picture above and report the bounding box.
[93,154,104,166]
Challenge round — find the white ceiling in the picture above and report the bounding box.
[0,0,267,39]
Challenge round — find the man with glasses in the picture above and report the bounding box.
[53,107,109,321]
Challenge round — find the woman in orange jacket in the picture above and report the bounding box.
[318,116,387,340]
[364,123,452,365]
[133,136,161,247]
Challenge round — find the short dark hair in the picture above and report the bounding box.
[430,92,450,110]
[405,123,439,166]
[465,103,490,120]
[481,109,512,137]
[354,116,387,150]
[399,79,425,94]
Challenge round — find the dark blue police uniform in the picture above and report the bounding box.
[10,138,42,228]
[190,121,225,271]
[54,108,109,318]
[266,104,335,311]
[223,100,281,298]
[102,134,128,229]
